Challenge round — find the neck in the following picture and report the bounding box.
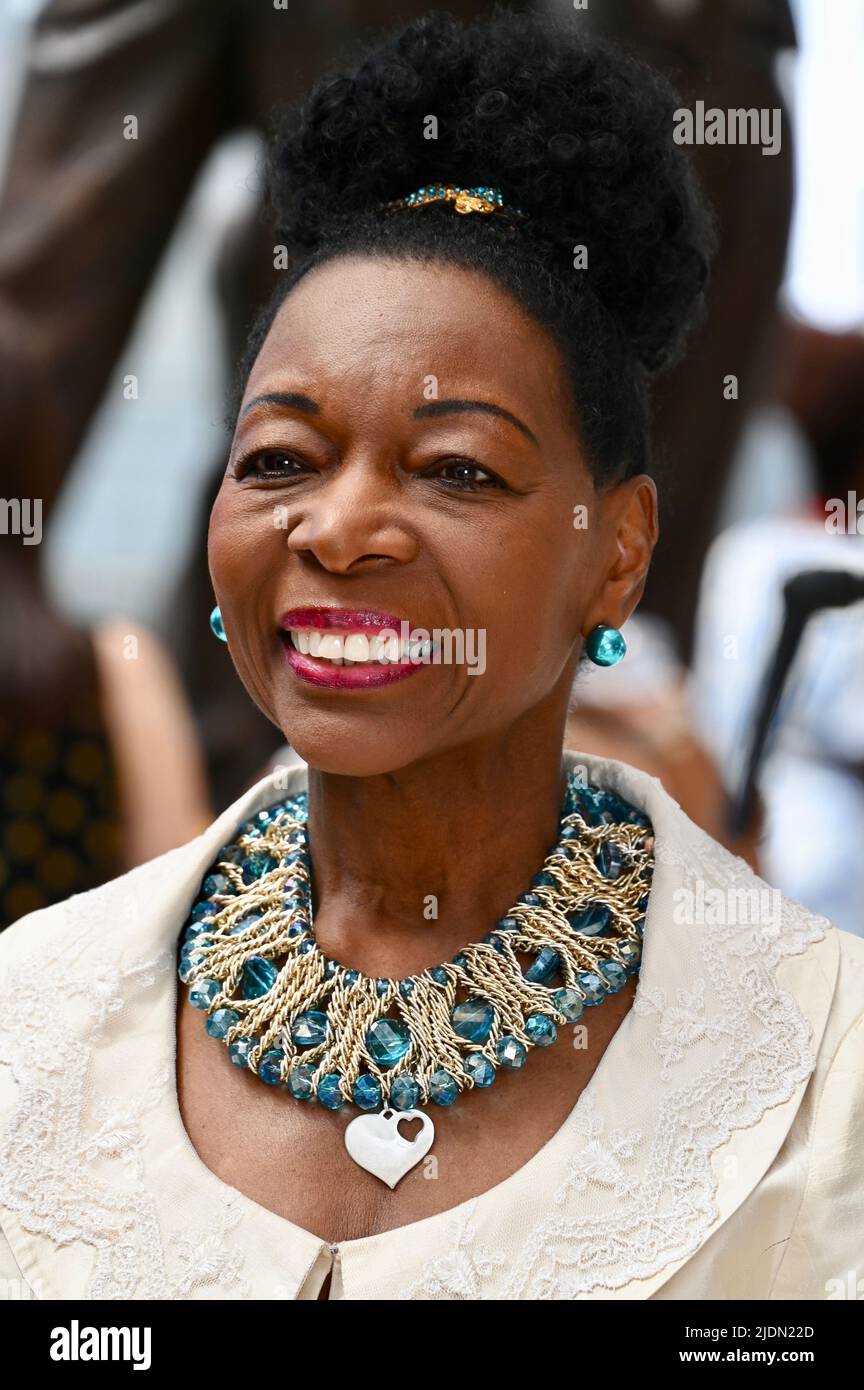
[304,705,573,978]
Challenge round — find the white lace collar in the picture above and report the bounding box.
[0,752,837,1299]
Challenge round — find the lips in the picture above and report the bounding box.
[278,607,429,690]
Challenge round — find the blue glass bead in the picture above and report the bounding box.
[318,1074,346,1110]
[567,787,599,826]
[183,921,211,942]
[496,1035,527,1069]
[463,1053,495,1087]
[451,998,495,1042]
[216,844,244,865]
[292,1010,329,1047]
[189,978,220,1010]
[577,970,607,1005]
[178,952,204,983]
[524,947,561,985]
[229,911,262,936]
[399,979,415,999]
[324,959,341,979]
[366,1017,411,1067]
[258,1049,285,1085]
[553,988,585,1023]
[569,904,612,937]
[429,1069,459,1106]
[560,824,580,841]
[525,1013,557,1047]
[452,953,469,971]
[298,939,315,955]
[206,1007,240,1039]
[190,901,216,923]
[596,842,628,880]
[287,1064,317,1100]
[240,956,278,999]
[601,790,633,822]
[390,1075,421,1110]
[618,939,642,973]
[352,1074,382,1111]
[229,1036,256,1067]
[375,978,390,997]
[344,969,360,986]
[242,852,278,884]
[430,966,449,986]
[202,872,230,898]
[287,922,307,938]
[599,959,628,993]
[531,871,558,889]
[585,624,626,667]
[517,892,543,909]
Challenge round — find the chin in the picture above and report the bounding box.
[275,713,430,780]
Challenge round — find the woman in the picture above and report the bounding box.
[0,11,861,1301]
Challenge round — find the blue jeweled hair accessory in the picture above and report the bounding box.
[383,183,526,219]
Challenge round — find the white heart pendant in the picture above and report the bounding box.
[344,1107,435,1189]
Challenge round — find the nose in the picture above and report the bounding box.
[283,458,418,575]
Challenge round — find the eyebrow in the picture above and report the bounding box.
[414,398,539,449]
[239,390,539,450]
[240,392,320,419]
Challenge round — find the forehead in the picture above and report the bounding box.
[246,254,571,422]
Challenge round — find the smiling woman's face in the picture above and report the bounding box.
[209,255,655,777]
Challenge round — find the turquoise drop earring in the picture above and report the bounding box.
[210,606,228,643]
[584,624,626,667]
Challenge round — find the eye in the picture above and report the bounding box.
[432,458,505,490]
[233,450,313,481]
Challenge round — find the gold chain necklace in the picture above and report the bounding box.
[179,773,653,1187]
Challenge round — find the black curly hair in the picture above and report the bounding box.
[226,7,717,487]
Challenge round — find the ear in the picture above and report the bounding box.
[584,476,658,633]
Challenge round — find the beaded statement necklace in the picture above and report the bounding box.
[179,772,654,1188]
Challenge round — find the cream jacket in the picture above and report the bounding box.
[0,752,862,1301]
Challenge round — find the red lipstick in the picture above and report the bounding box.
[278,607,428,690]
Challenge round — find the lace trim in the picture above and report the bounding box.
[0,895,253,1300]
[398,815,829,1299]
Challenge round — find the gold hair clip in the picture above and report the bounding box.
[384,183,526,218]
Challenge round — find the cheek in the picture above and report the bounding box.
[207,489,285,707]
[208,487,278,599]
[468,506,589,689]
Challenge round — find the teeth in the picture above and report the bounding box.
[343,633,370,661]
[318,634,344,660]
[288,628,414,665]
